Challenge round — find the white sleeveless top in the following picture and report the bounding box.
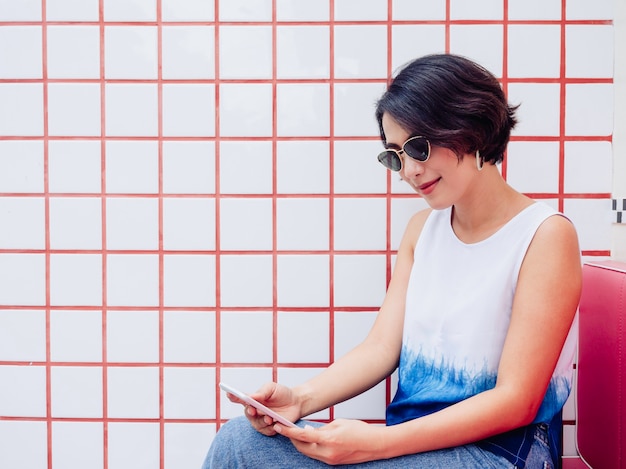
[387,202,577,427]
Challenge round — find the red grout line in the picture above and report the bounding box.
[156,1,165,467]
[327,0,336,422]
[213,0,223,431]
[98,1,109,467]
[559,0,567,214]
[41,0,52,467]
[271,0,278,388]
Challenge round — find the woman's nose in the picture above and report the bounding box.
[401,154,425,177]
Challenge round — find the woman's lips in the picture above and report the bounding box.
[419,178,440,194]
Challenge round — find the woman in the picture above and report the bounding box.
[202,54,581,468]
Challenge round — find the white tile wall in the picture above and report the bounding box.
[0,0,620,467]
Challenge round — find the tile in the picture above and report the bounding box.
[219,84,273,137]
[562,424,578,457]
[507,25,561,78]
[51,366,103,417]
[162,0,215,21]
[218,0,272,21]
[218,26,273,79]
[449,26,504,78]
[391,198,428,249]
[219,141,273,194]
[163,198,216,250]
[276,198,329,250]
[106,254,159,307]
[277,312,329,363]
[162,26,215,79]
[163,254,216,307]
[277,83,330,137]
[276,0,329,21]
[277,367,329,420]
[276,26,330,79]
[566,25,614,79]
[276,141,330,194]
[49,198,102,250]
[219,198,273,250]
[0,197,45,249]
[49,140,102,194]
[334,380,386,419]
[163,141,216,194]
[107,311,159,363]
[565,84,614,136]
[46,0,99,21]
[333,311,376,359]
[47,26,100,79]
[0,310,46,361]
[508,0,561,20]
[0,254,45,306]
[50,310,103,362]
[333,198,387,250]
[506,141,560,193]
[162,84,215,137]
[507,83,561,137]
[0,141,43,192]
[564,141,612,193]
[106,198,158,250]
[334,26,387,79]
[50,254,103,306]
[219,255,273,307]
[220,311,273,363]
[163,311,216,363]
[0,84,43,136]
[52,422,104,469]
[105,26,158,79]
[277,255,330,307]
[163,367,215,418]
[0,365,46,417]
[164,423,216,469]
[392,0,446,20]
[334,0,387,21]
[107,423,160,469]
[333,254,387,307]
[0,26,42,79]
[563,198,612,251]
[105,141,159,194]
[218,368,273,419]
[105,83,158,137]
[107,367,160,418]
[48,83,101,137]
[0,0,40,20]
[333,140,388,194]
[450,0,503,20]
[103,0,156,21]
[0,421,47,469]
[391,25,447,72]
[333,83,386,137]
[566,0,614,20]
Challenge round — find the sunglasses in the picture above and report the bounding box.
[377,136,431,171]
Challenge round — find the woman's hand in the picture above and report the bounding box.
[275,419,387,465]
[225,382,301,436]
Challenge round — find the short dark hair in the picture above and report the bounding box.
[375,54,518,165]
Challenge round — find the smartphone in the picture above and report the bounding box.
[219,382,298,428]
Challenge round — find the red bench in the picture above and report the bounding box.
[563,261,626,469]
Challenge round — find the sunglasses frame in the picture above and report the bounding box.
[377,135,431,172]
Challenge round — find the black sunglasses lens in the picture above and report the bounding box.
[377,151,402,171]
[404,138,429,162]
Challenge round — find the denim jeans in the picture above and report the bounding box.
[201,417,554,468]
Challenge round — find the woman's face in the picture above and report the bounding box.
[380,113,479,210]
